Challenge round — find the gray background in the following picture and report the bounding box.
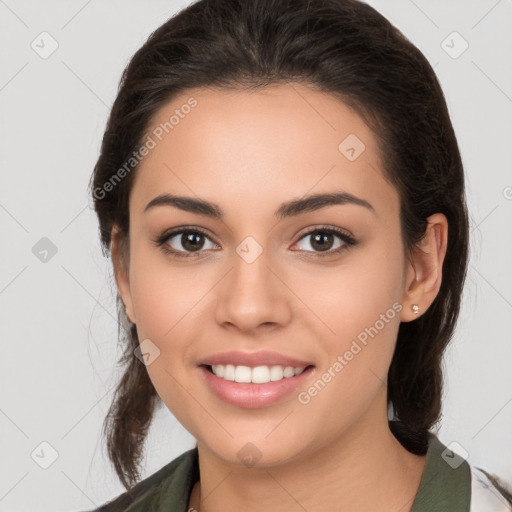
[1,0,511,510]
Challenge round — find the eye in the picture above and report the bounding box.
[154,225,357,259]
[154,227,219,258]
[292,226,357,256]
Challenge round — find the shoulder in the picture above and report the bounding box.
[411,434,512,512]
[469,465,512,512]
[82,447,199,512]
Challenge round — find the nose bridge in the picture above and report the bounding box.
[214,234,291,331]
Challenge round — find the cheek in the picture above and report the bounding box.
[295,282,402,444]
[127,250,207,430]
[126,247,196,398]
[297,233,405,342]
[128,239,202,339]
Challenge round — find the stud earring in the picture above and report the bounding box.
[411,304,420,314]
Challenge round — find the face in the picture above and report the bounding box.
[114,83,418,468]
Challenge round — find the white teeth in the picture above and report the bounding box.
[210,364,308,383]
[252,366,270,384]
[224,364,235,381]
[283,366,295,378]
[270,365,284,381]
[234,365,252,383]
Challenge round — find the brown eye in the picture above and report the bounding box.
[154,227,218,258]
[179,232,206,252]
[309,232,336,252]
[294,227,357,256]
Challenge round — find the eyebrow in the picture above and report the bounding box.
[143,191,376,220]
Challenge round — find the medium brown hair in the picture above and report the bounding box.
[89,0,469,491]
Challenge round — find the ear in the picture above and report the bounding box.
[400,213,448,322]
[111,224,136,324]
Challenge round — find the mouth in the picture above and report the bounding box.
[199,362,315,408]
[197,350,316,408]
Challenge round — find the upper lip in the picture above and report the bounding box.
[198,350,314,368]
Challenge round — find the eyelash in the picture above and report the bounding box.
[153,225,358,259]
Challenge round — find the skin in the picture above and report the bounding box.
[112,83,448,511]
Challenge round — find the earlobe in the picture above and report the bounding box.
[400,213,448,322]
[111,225,136,324]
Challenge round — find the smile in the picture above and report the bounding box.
[199,364,315,408]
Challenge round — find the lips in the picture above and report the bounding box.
[197,350,316,408]
[199,364,315,408]
[198,350,314,368]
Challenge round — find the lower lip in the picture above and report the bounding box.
[199,365,315,409]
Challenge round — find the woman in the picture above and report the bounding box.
[87,0,512,510]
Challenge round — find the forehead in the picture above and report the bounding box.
[130,83,398,220]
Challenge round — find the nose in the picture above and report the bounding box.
[214,245,292,334]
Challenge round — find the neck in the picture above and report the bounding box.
[189,392,426,512]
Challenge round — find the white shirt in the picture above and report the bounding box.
[470,466,512,512]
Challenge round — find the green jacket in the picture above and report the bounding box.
[87,435,511,511]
